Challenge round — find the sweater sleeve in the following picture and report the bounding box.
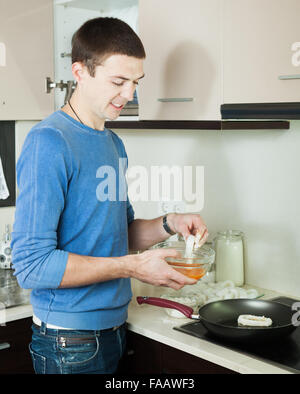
[11,127,71,289]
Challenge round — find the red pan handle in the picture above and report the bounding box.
[136,296,194,318]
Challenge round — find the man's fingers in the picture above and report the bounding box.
[168,268,198,286]
[200,228,208,240]
[157,248,182,259]
[196,229,209,248]
[184,225,207,242]
[182,232,191,241]
[194,226,207,238]
[162,276,197,290]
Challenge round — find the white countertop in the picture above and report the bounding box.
[1,303,33,324]
[127,280,298,374]
[2,282,298,374]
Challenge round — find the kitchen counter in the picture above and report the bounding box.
[128,280,297,374]
[1,303,33,324]
[1,282,297,374]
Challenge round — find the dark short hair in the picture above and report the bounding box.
[72,17,146,76]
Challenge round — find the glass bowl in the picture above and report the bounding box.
[151,240,215,280]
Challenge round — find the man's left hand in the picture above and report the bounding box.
[166,213,208,244]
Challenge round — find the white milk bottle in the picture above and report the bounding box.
[214,230,244,286]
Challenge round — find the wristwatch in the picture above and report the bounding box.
[162,214,176,236]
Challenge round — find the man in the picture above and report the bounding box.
[11,17,208,374]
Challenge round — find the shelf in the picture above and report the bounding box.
[105,120,290,130]
[221,121,290,130]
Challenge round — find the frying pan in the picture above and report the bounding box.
[137,296,298,343]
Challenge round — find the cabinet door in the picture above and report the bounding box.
[138,0,222,120]
[223,0,300,104]
[118,330,162,373]
[0,0,54,120]
[0,317,34,374]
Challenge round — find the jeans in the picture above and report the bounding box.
[29,322,126,374]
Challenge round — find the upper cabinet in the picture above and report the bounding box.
[138,0,300,121]
[0,0,54,120]
[138,0,222,121]
[0,0,298,121]
[222,0,300,105]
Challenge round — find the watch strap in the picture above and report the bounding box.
[162,215,176,235]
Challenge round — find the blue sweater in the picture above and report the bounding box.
[11,111,134,329]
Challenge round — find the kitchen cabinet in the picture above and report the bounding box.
[0,0,138,120]
[0,317,33,374]
[0,0,54,120]
[138,0,300,121]
[2,0,298,122]
[138,0,222,121]
[222,0,300,106]
[118,330,236,374]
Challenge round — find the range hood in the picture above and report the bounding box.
[221,103,300,120]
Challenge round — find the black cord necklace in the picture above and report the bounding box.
[68,100,84,125]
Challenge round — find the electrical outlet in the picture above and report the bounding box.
[158,200,186,215]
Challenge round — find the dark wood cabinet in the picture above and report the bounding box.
[119,330,237,374]
[0,317,34,374]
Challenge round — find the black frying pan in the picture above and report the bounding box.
[137,296,298,343]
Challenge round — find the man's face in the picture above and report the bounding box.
[79,54,144,121]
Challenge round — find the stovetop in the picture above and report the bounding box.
[174,297,300,374]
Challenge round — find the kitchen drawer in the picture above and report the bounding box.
[0,317,34,374]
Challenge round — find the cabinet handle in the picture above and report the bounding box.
[0,342,10,351]
[157,97,194,102]
[60,52,71,58]
[278,74,300,80]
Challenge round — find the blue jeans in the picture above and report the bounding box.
[29,322,126,374]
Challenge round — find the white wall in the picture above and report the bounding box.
[115,120,300,298]
[1,119,299,298]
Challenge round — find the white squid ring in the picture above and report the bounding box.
[237,315,272,327]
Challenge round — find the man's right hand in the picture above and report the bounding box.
[126,248,197,290]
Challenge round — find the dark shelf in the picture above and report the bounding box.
[105,120,290,130]
[222,121,290,130]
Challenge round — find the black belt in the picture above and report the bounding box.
[33,322,122,333]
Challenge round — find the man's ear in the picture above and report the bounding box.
[71,62,87,84]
